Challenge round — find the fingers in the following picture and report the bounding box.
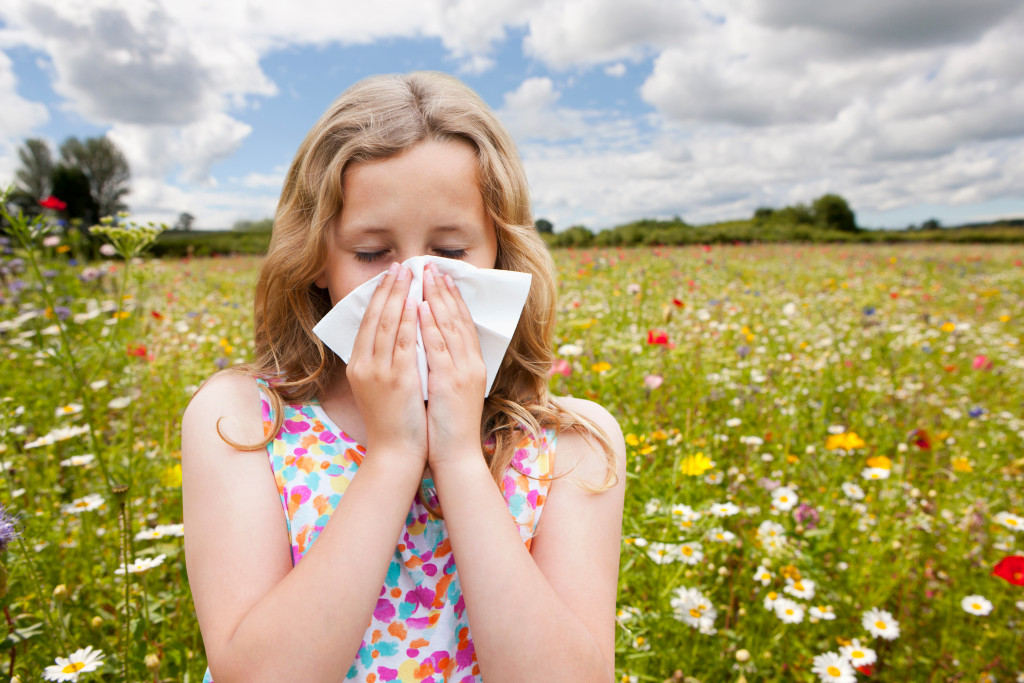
[422,264,472,358]
[373,264,413,359]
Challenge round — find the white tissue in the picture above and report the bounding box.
[312,255,532,399]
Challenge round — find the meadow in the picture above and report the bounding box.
[0,214,1022,682]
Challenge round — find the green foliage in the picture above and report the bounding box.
[535,218,554,234]
[812,193,858,232]
[59,137,131,218]
[151,230,272,257]
[50,166,99,225]
[232,218,274,232]
[15,138,54,203]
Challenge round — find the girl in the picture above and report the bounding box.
[182,71,626,683]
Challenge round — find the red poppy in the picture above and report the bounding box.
[39,196,67,211]
[151,311,163,320]
[992,555,1024,586]
[910,428,931,450]
[672,298,684,308]
[127,343,148,358]
[856,664,875,676]
[647,329,670,346]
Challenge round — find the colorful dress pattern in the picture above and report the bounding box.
[202,378,555,682]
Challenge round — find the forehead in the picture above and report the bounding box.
[337,139,489,236]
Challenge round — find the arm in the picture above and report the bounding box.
[418,265,626,681]
[183,264,428,682]
[430,405,626,682]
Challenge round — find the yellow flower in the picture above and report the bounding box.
[591,361,611,373]
[826,432,865,450]
[780,565,801,581]
[574,318,598,329]
[680,452,713,476]
[951,457,973,473]
[941,322,956,332]
[866,455,892,470]
[639,445,656,455]
[999,315,1010,323]
[56,244,71,254]
[786,454,799,464]
[651,430,669,441]
[625,434,640,447]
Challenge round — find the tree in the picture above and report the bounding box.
[15,138,54,203]
[753,207,775,222]
[921,218,941,231]
[812,194,857,232]
[175,212,196,231]
[59,136,130,218]
[50,166,99,225]
[534,218,553,234]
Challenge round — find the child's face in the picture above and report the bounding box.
[316,138,498,305]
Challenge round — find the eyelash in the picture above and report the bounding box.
[354,248,468,263]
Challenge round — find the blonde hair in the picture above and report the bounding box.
[222,71,616,494]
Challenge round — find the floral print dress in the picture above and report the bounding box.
[202,378,556,683]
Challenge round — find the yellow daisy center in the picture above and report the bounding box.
[689,608,702,618]
[793,581,804,590]
[62,662,87,673]
[827,666,841,677]
[785,609,794,615]
[682,546,693,556]
[851,650,864,659]
[1007,518,1018,526]
[779,496,789,503]
[875,620,887,629]
[972,603,981,610]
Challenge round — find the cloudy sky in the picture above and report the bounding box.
[1,0,1023,231]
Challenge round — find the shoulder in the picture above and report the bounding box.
[549,395,626,490]
[181,370,266,451]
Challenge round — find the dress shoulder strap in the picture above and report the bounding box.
[253,376,277,437]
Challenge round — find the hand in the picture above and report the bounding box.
[345,263,427,465]
[418,263,488,466]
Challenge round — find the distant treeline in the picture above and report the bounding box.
[149,194,1024,257]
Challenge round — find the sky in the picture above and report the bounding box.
[0,0,1023,232]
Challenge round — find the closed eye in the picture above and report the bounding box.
[354,250,389,263]
[435,248,468,260]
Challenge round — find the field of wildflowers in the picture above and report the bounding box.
[0,205,1022,681]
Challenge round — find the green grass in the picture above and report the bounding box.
[0,238,1022,682]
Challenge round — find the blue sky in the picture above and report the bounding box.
[1,0,1023,231]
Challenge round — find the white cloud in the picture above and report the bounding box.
[0,49,49,186]
[523,0,702,68]
[604,63,626,77]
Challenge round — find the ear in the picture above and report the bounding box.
[314,271,327,289]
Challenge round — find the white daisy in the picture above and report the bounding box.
[645,542,682,564]
[861,467,891,481]
[771,486,799,511]
[114,554,166,575]
[784,577,816,600]
[809,605,836,621]
[725,418,742,427]
[59,454,95,468]
[994,511,1023,532]
[678,541,704,565]
[753,565,774,586]
[616,606,641,624]
[557,343,583,356]
[841,482,865,500]
[961,594,994,616]
[704,471,724,484]
[811,651,856,683]
[107,396,132,410]
[757,520,786,541]
[62,494,105,514]
[24,425,91,449]
[708,501,740,517]
[862,607,901,640]
[134,524,185,541]
[839,639,876,667]
[671,586,717,634]
[643,498,662,515]
[671,504,702,528]
[763,590,782,610]
[706,527,736,543]
[54,403,83,418]
[773,597,805,624]
[42,645,105,681]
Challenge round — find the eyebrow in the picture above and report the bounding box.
[342,225,472,238]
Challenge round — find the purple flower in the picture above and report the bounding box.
[736,345,750,358]
[215,357,229,370]
[863,306,876,315]
[758,477,781,492]
[968,406,985,418]
[793,503,819,529]
[0,504,20,552]
[54,306,72,320]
